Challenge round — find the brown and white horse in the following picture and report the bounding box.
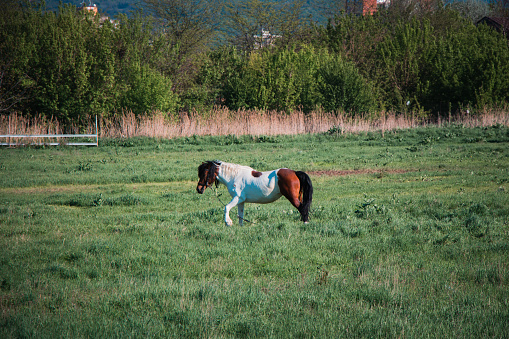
[197,160,313,226]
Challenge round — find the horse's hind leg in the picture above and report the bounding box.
[237,202,245,226]
[287,196,305,218]
[285,194,309,222]
[297,203,309,223]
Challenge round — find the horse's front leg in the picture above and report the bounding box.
[224,196,242,226]
[237,202,245,226]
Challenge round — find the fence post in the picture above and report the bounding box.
[95,115,98,147]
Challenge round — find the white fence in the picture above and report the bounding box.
[0,116,98,147]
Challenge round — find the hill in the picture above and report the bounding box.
[43,0,325,21]
[44,0,139,17]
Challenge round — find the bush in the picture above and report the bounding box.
[0,4,179,123]
[317,54,376,114]
[120,64,179,116]
[222,45,324,112]
[320,9,509,116]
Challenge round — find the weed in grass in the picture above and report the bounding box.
[354,196,388,219]
[77,161,93,172]
[352,284,394,307]
[317,266,329,285]
[465,215,488,238]
[47,263,79,280]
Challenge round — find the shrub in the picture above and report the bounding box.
[316,54,377,114]
[222,45,324,112]
[119,64,179,116]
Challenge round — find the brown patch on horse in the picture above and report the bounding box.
[277,168,301,209]
[251,170,262,178]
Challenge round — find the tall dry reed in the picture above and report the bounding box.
[2,107,509,140]
[0,113,99,145]
[95,107,509,138]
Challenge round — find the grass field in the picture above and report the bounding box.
[1,125,508,338]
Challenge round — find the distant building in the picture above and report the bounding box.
[477,17,509,37]
[78,2,98,15]
[363,0,377,15]
[377,0,391,9]
[78,2,116,26]
[253,29,281,49]
[345,0,390,16]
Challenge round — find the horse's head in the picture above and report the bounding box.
[196,161,220,194]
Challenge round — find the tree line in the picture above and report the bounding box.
[1,0,508,125]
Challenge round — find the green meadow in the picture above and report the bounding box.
[1,125,508,338]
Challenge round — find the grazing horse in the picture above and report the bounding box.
[197,160,313,226]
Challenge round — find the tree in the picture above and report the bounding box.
[142,0,222,92]
[224,0,310,52]
[317,53,377,114]
[0,2,180,122]
[120,64,179,115]
[142,0,221,51]
[377,18,438,113]
[0,0,32,113]
[427,23,509,113]
[445,0,491,23]
[490,0,509,17]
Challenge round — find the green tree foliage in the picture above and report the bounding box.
[317,54,376,114]
[320,13,384,92]
[0,0,33,113]
[211,44,375,114]
[0,2,179,123]
[428,23,509,112]
[221,45,323,112]
[321,5,509,116]
[377,18,437,112]
[120,64,179,115]
[224,0,310,51]
[376,14,509,114]
[1,0,509,123]
[7,4,118,123]
[142,0,221,94]
[113,12,180,115]
[192,46,246,109]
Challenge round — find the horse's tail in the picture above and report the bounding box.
[295,171,313,222]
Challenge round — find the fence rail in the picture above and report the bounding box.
[1,117,98,147]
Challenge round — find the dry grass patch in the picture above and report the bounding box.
[2,107,508,141]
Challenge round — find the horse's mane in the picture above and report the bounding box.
[216,161,254,180]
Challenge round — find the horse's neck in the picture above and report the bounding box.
[217,162,250,184]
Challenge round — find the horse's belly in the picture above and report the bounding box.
[245,191,282,204]
[243,173,281,203]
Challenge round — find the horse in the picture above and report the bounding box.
[196,160,313,226]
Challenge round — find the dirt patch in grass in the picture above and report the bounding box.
[308,169,411,177]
